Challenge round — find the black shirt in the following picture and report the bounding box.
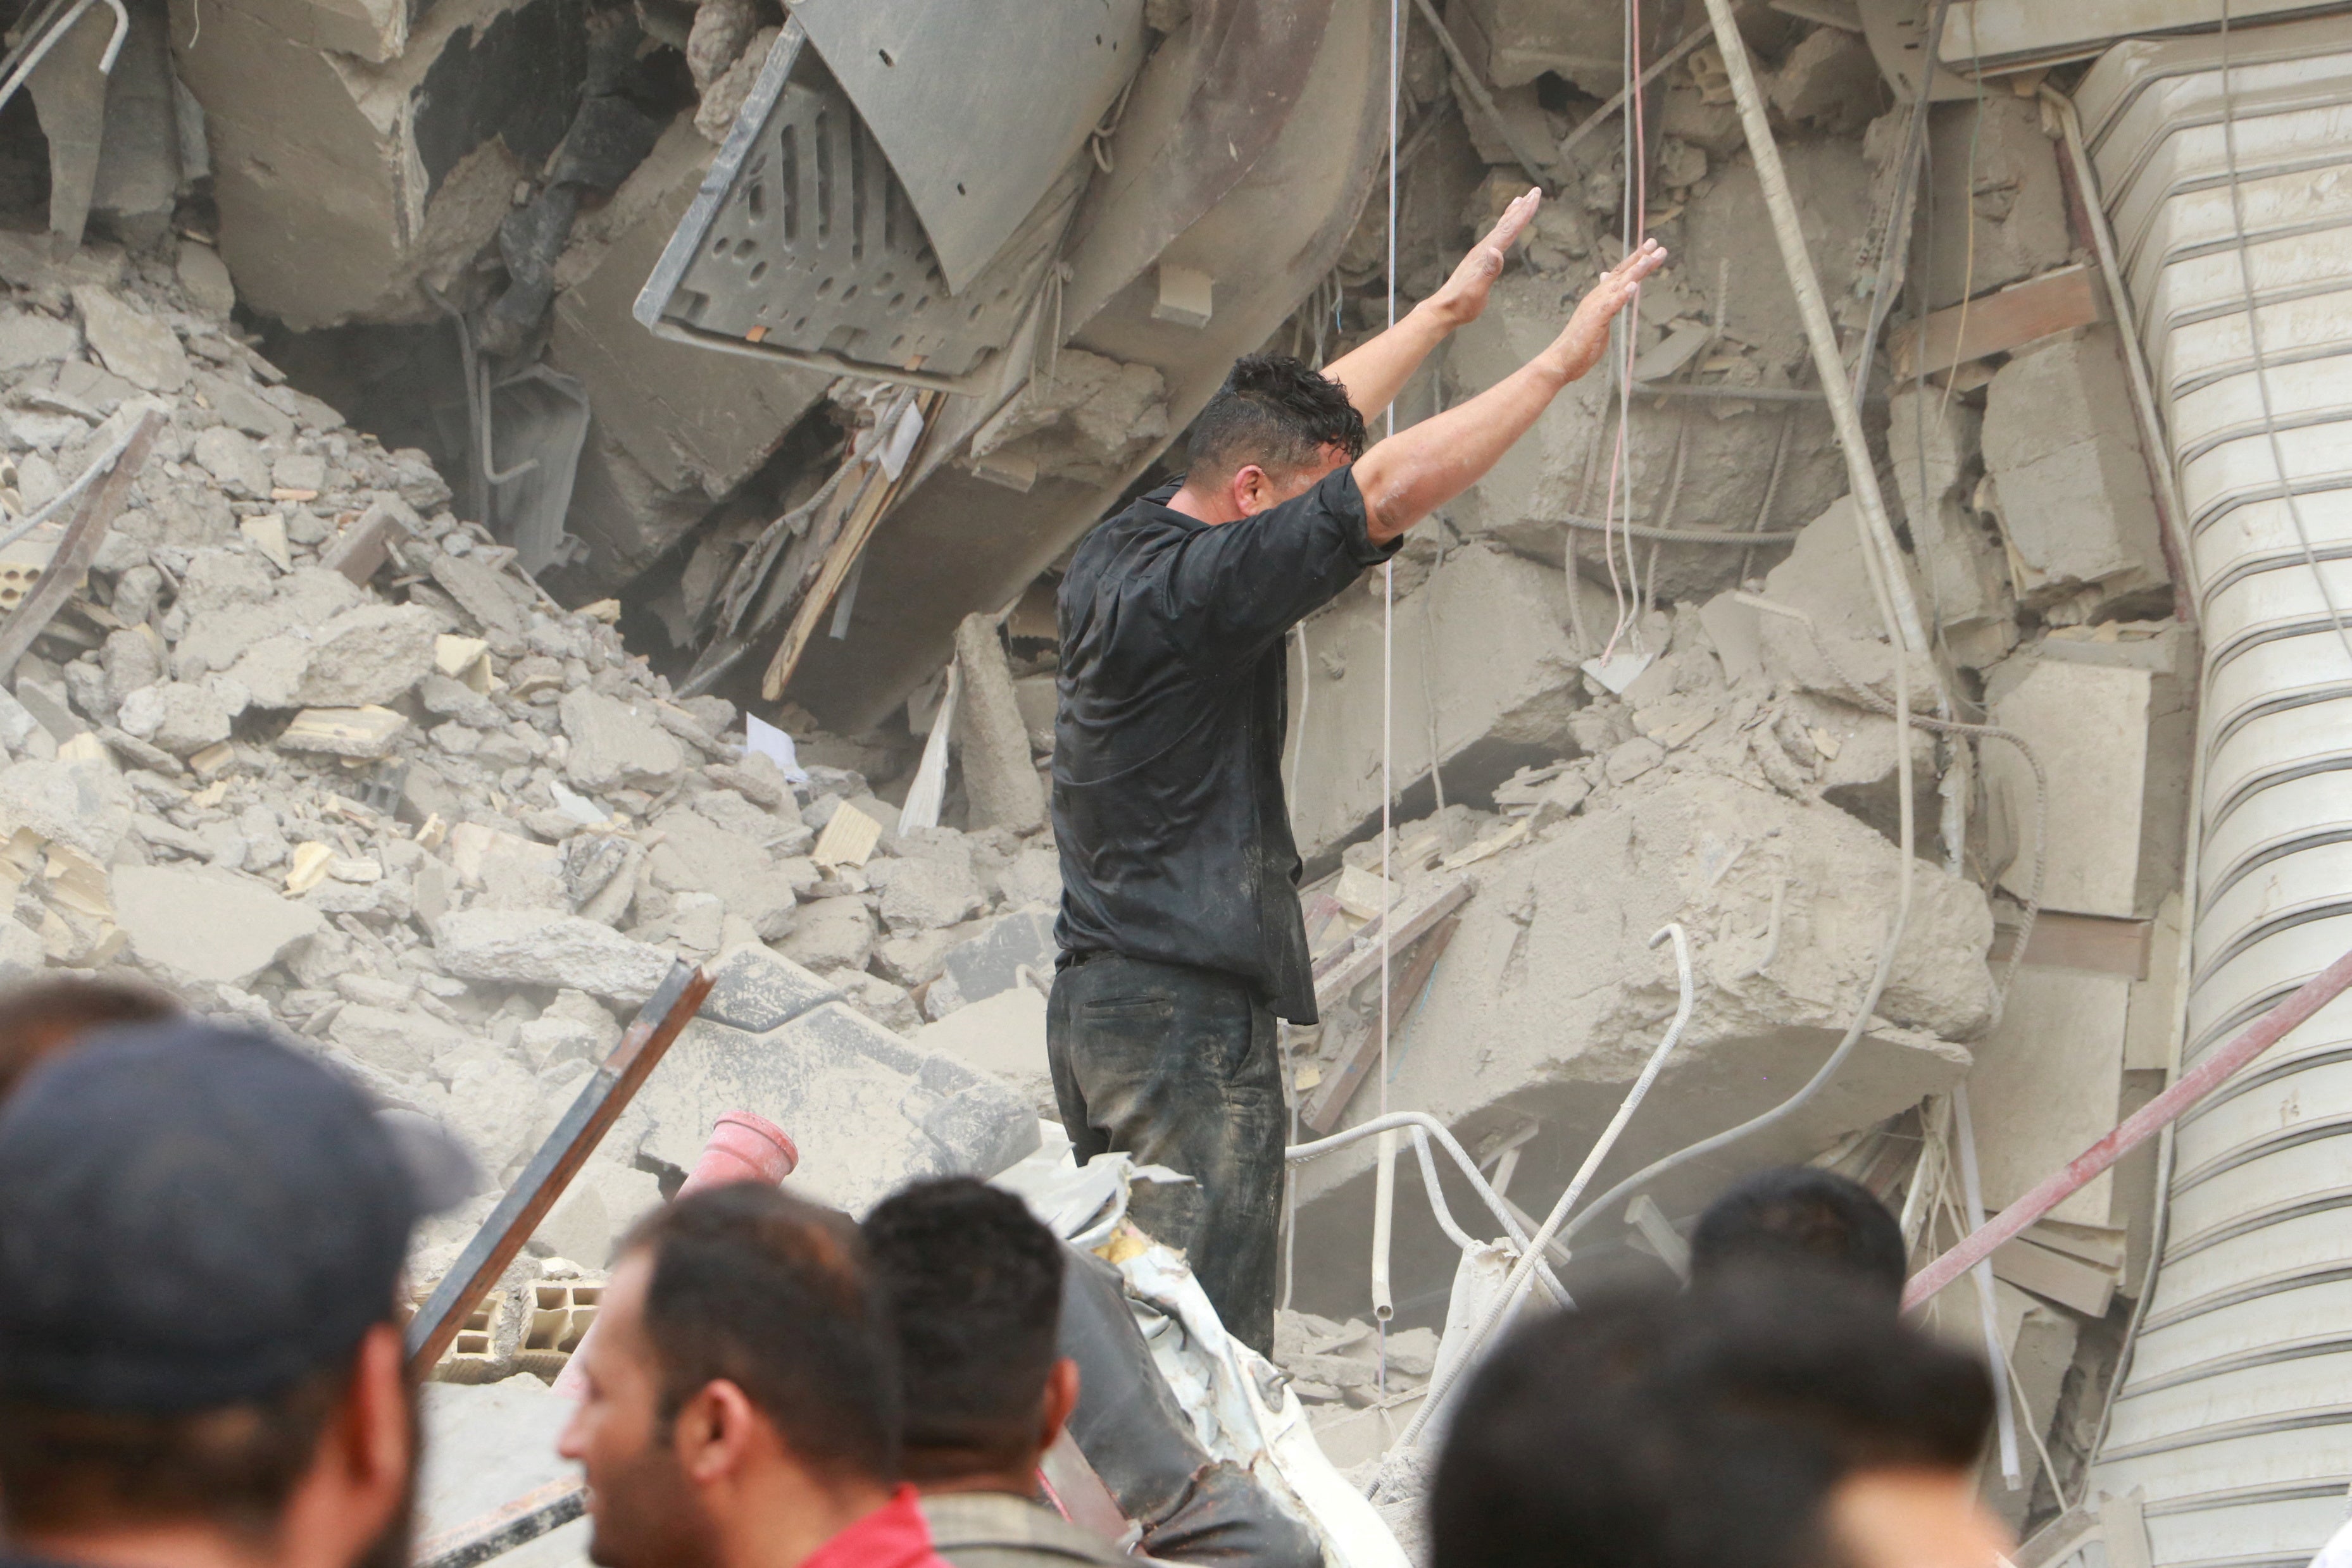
[1051,467,1401,1023]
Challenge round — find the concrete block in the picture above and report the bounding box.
[331,1002,471,1079]
[873,856,987,935]
[1966,966,2130,1227]
[114,863,325,987]
[635,1002,1038,1216]
[1981,328,2167,614]
[646,809,792,938]
[1290,545,1587,864]
[1984,658,2150,919]
[1923,96,2072,311]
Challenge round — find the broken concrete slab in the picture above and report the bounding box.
[1887,384,2015,668]
[1755,499,1940,709]
[297,604,439,707]
[548,118,828,580]
[114,862,325,987]
[698,942,837,1034]
[1292,771,1991,1321]
[1982,656,2151,919]
[872,856,987,934]
[433,908,673,1004]
[912,985,1053,1119]
[1965,966,2131,1228]
[72,285,188,393]
[331,1002,473,1080]
[1289,544,1590,864]
[1980,328,2168,618]
[635,1000,1038,1216]
[929,907,1056,1017]
[645,809,796,939]
[561,688,686,792]
[775,894,878,973]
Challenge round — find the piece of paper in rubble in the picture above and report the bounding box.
[1580,648,1653,694]
[744,714,809,784]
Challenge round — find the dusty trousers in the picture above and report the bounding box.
[1048,953,1287,1355]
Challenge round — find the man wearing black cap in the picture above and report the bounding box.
[0,1019,472,1568]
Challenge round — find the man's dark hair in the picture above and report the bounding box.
[0,976,175,1100]
[864,1177,1066,1483]
[624,1183,899,1484]
[1689,1166,1908,1304]
[1434,1279,1992,1568]
[1185,353,1367,483]
[0,1355,387,1540]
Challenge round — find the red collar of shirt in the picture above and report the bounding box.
[801,1486,953,1568]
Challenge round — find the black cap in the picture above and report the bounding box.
[0,1019,468,1413]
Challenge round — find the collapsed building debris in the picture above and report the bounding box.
[11,0,2346,1560]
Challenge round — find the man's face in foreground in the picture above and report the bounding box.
[1826,1466,2014,1568]
[558,1252,720,1568]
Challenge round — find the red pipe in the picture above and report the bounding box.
[552,1111,798,1395]
[1903,942,2352,1311]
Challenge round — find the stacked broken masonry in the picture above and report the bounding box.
[0,234,1056,1392]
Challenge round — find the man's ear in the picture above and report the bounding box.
[672,1380,763,1486]
[1229,464,1271,517]
[1038,1358,1081,1453]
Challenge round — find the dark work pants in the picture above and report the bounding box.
[1047,954,1287,1356]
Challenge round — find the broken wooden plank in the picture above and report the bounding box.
[1304,913,1461,1133]
[1989,910,2151,980]
[762,391,944,699]
[1889,264,2103,382]
[1313,874,1473,999]
[0,410,161,681]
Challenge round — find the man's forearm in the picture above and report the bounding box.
[1351,353,1571,544]
[1322,301,1458,425]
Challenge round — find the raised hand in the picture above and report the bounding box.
[1546,237,1671,383]
[1425,187,1543,328]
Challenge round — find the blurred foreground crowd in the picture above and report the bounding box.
[0,979,2010,1568]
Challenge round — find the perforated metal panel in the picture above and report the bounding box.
[636,24,1090,389]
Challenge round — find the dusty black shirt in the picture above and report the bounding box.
[1051,468,1400,1023]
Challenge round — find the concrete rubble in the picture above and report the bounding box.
[0,246,1055,1395]
[0,0,2227,1546]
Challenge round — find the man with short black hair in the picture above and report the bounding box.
[1688,1166,1910,1305]
[1434,1278,2010,1568]
[558,1183,948,1568]
[0,1019,465,1568]
[1052,190,1667,1350]
[863,1178,1113,1568]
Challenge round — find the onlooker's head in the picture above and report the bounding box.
[560,1183,901,1568]
[1184,354,1368,516]
[0,974,175,1100]
[0,1019,446,1568]
[1689,1166,1908,1305]
[1434,1279,2005,1568]
[864,1176,1076,1493]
